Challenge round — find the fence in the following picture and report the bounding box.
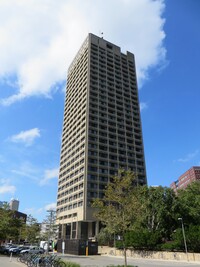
[98,246,200,262]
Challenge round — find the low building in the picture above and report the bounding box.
[13,210,27,222]
[170,166,200,192]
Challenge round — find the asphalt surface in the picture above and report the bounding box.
[1,254,200,267]
[60,254,200,267]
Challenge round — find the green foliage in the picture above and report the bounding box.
[64,262,80,267]
[134,186,178,240]
[187,224,200,252]
[107,265,138,267]
[24,215,40,243]
[160,241,179,251]
[92,169,140,266]
[96,227,113,246]
[93,169,140,236]
[177,181,200,225]
[170,225,200,252]
[93,173,200,253]
[124,229,162,250]
[0,203,23,241]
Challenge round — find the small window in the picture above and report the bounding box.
[107,43,113,49]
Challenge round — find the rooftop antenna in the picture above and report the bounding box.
[100,31,104,39]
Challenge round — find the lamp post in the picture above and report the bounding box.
[47,209,56,253]
[178,217,188,260]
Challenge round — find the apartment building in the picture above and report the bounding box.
[56,33,147,240]
[170,166,200,192]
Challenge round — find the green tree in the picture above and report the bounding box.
[124,228,162,250]
[177,181,200,225]
[134,186,178,240]
[186,224,200,252]
[92,169,141,266]
[0,203,24,242]
[96,227,113,246]
[23,215,40,244]
[0,203,13,241]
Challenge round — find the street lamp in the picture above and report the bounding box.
[178,217,188,260]
[46,209,56,253]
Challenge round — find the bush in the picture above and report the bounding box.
[160,241,179,251]
[64,262,80,267]
[96,228,113,246]
[124,229,162,250]
[107,265,138,267]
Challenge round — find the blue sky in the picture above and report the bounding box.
[0,0,199,222]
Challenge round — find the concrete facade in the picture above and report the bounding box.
[56,33,147,240]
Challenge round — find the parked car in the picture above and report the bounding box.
[2,245,18,255]
[20,246,45,254]
[0,246,7,254]
[10,246,30,255]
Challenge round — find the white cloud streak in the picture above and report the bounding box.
[140,102,148,111]
[45,202,56,211]
[0,0,166,105]
[0,179,16,194]
[9,128,40,146]
[40,167,59,186]
[177,150,199,163]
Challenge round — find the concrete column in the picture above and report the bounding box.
[61,224,66,239]
[88,222,93,238]
[76,221,81,239]
[95,221,99,237]
[70,222,73,239]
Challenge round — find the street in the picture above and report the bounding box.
[60,254,200,267]
[1,254,200,267]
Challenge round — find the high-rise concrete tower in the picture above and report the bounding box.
[9,198,19,211]
[56,33,147,240]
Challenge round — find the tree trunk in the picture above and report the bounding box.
[123,242,127,267]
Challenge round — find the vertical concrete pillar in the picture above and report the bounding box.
[76,221,81,239]
[70,222,73,239]
[95,221,99,237]
[88,222,93,238]
[61,224,66,239]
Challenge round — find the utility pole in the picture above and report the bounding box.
[178,217,188,261]
[46,209,56,253]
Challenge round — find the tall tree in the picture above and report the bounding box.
[177,181,200,225]
[92,169,141,266]
[135,186,178,240]
[23,215,40,244]
[0,203,13,241]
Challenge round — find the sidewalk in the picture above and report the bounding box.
[0,256,24,267]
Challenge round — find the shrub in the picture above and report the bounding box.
[63,261,81,267]
[107,265,138,267]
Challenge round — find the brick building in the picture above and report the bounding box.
[170,166,200,192]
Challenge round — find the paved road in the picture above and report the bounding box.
[1,254,200,267]
[60,254,200,267]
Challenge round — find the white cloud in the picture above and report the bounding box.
[0,0,166,105]
[24,207,43,217]
[177,150,199,163]
[140,102,148,111]
[11,162,39,181]
[0,179,16,194]
[45,202,56,211]
[9,128,40,146]
[40,167,59,186]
